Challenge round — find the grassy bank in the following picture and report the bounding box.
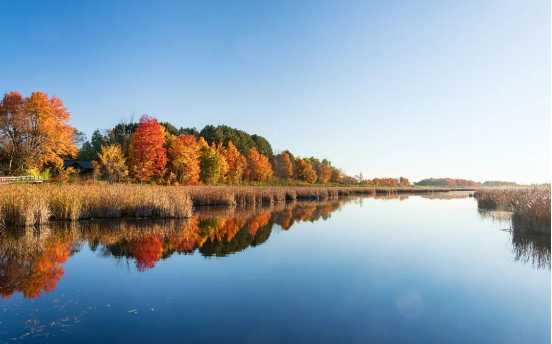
[0,184,473,227]
[187,185,475,206]
[474,186,551,233]
[0,184,193,226]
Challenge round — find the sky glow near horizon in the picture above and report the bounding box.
[0,0,550,183]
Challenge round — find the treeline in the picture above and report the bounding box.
[415,178,481,187]
[79,115,370,185]
[0,91,417,187]
[361,177,411,187]
[416,178,519,187]
[77,122,275,162]
[0,91,351,184]
[482,181,519,187]
[75,116,416,186]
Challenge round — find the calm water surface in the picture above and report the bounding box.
[0,193,550,343]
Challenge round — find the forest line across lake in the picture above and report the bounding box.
[1,91,511,189]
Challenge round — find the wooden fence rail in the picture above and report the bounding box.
[0,176,44,184]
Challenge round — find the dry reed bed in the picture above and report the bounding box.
[0,184,193,226]
[186,186,464,206]
[474,186,551,233]
[0,184,466,227]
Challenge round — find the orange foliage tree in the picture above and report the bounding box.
[246,147,273,182]
[274,152,294,180]
[225,141,247,184]
[296,158,317,183]
[129,115,168,183]
[168,134,201,185]
[319,164,332,184]
[0,91,77,174]
[312,160,331,184]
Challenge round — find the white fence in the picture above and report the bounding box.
[0,176,44,184]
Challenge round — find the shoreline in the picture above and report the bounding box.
[0,184,477,227]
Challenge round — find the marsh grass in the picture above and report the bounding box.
[0,184,193,226]
[186,186,460,207]
[476,190,551,269]
[0,184,470,227]
[474,186,551,233]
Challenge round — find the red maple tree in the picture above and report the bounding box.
[129,115,168,182]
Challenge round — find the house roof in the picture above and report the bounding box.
[64,161,93,170]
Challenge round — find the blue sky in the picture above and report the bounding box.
[1,0,549,183]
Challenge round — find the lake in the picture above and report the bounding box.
[0,193,550,343]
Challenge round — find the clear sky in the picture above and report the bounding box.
[1,0,550,183]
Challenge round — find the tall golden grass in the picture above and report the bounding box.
[0,184,193,226]
[186,185,466,206]
[474,186,551,233]
[0,184,470,227]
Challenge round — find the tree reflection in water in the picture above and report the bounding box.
[2,194,547,301]
[0,200,346,299]
[0,228,74,299]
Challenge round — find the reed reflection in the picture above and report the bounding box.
[479,209,551,270]
[511,220,551,270]
[0,200,347,299]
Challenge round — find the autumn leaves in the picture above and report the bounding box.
[94,114,333,185]
[127,115,168,182]
[0,92,76,175]
[169,134,202,185]
[245,146,273,182]
[0,91,349,185]
[110,115,274,185]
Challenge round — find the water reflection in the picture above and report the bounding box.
[511,228,551,270]
[1,194,548,304]
[366,191,473,202]
[419,191,473,200]
[478,209,514,227]
[0,194,549,344]
[0,200,346,300]
[479,209,551,270]
[0,228,72,299]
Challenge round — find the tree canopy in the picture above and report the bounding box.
[1,91,418,185]
[0,91,77,174]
